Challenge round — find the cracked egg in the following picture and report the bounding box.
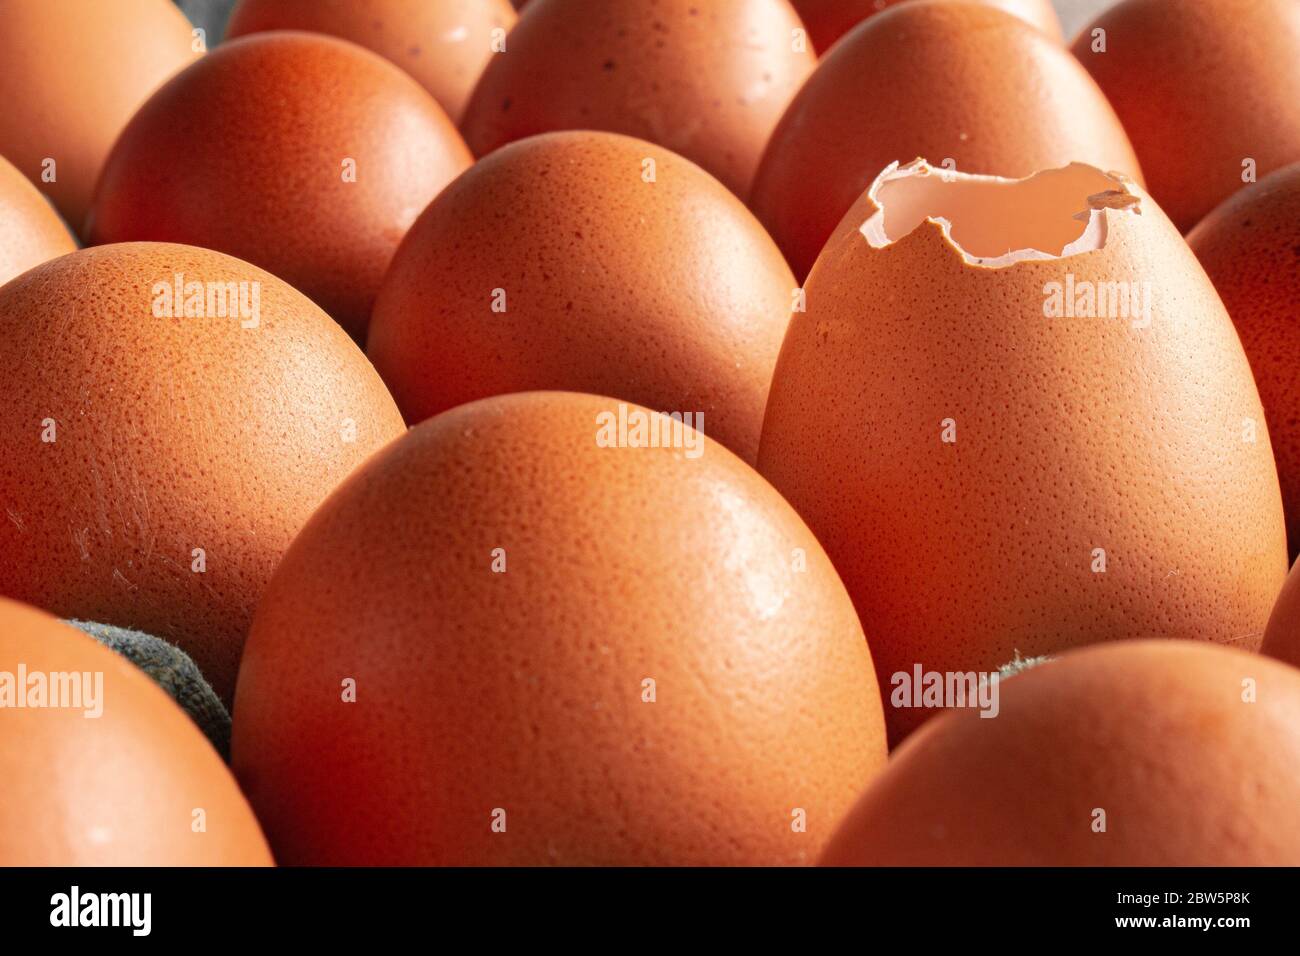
[758,158,1286,746]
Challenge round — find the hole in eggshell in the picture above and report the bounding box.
[860,158,1141,267]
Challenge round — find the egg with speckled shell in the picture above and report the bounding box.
[1072,0,1300,233]
[225,0,517,122]
[232,390,887,865]
[85,31,472,341]
[368,130,797,464]
[459,0,815,198]
[0,243,406,704]
[758,158,1286,746]
[751,1,1141,278]
[821,641,1300,865]
[1188,163,1300,561]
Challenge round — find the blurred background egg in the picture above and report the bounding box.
[0,154,75,287]
[0,243,406,704]
[1188,162,1300,560]
[225,0,517,122]
[459,0,815,198]
[368,131,797,463]
[1264,557,1300,670]
[750,1,1141,278]
[232,391,886,865]
[759,159,1285,745]
[0,597,272,865]
[790,0,1063,53]
[1072,0,1300,233]
[821,642,1300,865]
[85,32,472,340]
[0,0,200,228]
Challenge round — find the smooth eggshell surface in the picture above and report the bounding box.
[85,31,473,340]
[1188,163,1300,561]
[0,243,406,704]
[1263,557,1300,669]
[820,641,1300,865]
[368,131,797,464]
[0,597,273,865]
[790,0,1062,53]
[232,391,887,865]
[0,153,75,287]
[459,0,815,198]
[1071,0,1300,232]
[751,1,1141,278]
[225,0,517,122]
[0,0,200,228]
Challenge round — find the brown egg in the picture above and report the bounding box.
[758,159,1286,746]
[1072,0,1300,233]
[1188,163,1300,560]
[821,641,1300,866]
[790,0,1062,54]
[0,597,273,865]
[232,391,886,865]
[459,0,815,198]
[1263,558,1300,669]
[0,243,406,704]
[225,0,517,122]
[0,0,200,227]
[368,131,797,463]
[0,154,75,287]
[750,1,1141,278]
[85,32,472,340]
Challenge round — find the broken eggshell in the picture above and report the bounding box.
[750,1,1142,279]
[758,157,1286,747]
[1071,0,1300,233]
